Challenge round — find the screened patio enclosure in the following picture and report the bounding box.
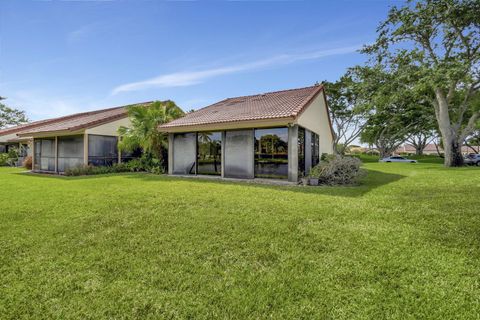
[32,134,125,173]
[169,125,321,182]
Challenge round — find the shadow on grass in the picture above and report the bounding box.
[14,168,405,198]
[122,169,406,198]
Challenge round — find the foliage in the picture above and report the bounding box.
[0,97,29,129]
[22,155,32,170]
[0,153,8,166]
[309,154,366,185]
[64,157,166,176]
[324,75,370,154]
[353,66,429,157]
[118,100,184,169]
[363,0,480,166]
[0,147,19,166]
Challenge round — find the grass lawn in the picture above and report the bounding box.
[1,161,480,319]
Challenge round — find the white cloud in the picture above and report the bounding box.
[111,44,360,95]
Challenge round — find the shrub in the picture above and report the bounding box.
[309,155,366,186]
[23,156,32,170]
[0,153,9,166]
[64,162,165,177]
[0,148,19,167]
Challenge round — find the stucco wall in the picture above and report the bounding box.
[85,117,131,136]
[296,91,334,155]
[0,132,19,143]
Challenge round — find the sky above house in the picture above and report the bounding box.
[0,0,401,121]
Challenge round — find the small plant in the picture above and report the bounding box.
[0,153,9,166]
[23,155,32,170]
[309,155,366,186]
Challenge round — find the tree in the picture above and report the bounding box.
[118,100,184,166]
[0,96,28,129]
[363,0,480,166]
[405,103,438,155]
[355,66,425,158]
[324,75,370,154]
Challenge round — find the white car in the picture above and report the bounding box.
[464,154,480,166]
[379,156,417,163]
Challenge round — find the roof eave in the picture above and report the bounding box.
[158,116,295,133]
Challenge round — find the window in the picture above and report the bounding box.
[58,135,84,172]
[0,145,6,153]
[254,127,288,179]
[298,127,305,176]
[197,132,221,175]
[311,132,319,166]
[34,138,55,171]
[88,135,118,166]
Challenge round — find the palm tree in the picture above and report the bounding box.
[118,100,184,164]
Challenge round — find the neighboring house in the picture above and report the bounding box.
[396,143,480,155]
[0,118,62,166]
[15,102,151,173]
[159,85,334,182]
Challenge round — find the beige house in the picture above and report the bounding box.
[159,85,334,182]
[0,118,62,166]
[15,103,151,173]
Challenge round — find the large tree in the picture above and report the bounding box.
[363,0,480,166]
[355,65,428,157]
[118,100,184,166]
[324,75,370,154]
[0,96,28,129]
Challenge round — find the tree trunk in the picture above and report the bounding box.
[442,137,464,166]
[434,88,464,167]
[415,147,423,156]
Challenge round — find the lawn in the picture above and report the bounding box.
[1,162,479,319]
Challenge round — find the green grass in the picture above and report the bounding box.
[1,163,480,319]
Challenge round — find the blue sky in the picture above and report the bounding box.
[0,0,400,121]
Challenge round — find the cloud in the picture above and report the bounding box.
[111,44,360,95]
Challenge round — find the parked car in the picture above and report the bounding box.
[464,154,480,166]
[379,156,417,163]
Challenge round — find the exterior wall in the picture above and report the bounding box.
[0,132,19,143]
[224,129,254,179]
[85,117,131,136]
[172,133,197,174]
[296,91,334,155]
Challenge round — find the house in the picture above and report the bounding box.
[159,85,334,182]
[15,102,151,173]
[0,118,62,166]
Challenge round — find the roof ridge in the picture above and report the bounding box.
[223,84,321,101]
[184,85,321,114]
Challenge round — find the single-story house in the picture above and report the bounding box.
[0,118,61,166]
[159,85,334,182]
[15,103,151,173]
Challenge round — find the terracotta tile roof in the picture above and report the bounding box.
[160,85,324,129]
[17,102,152,136]
[0,118,61,137]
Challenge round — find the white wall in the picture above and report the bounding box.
[0,132,19,143]
[85,117,131,136]
[296,91,334,154]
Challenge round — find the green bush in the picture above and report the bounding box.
[0,153,9,166]
[309,155,366,186]
[0,148,19,167]
[64,161,165,177]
